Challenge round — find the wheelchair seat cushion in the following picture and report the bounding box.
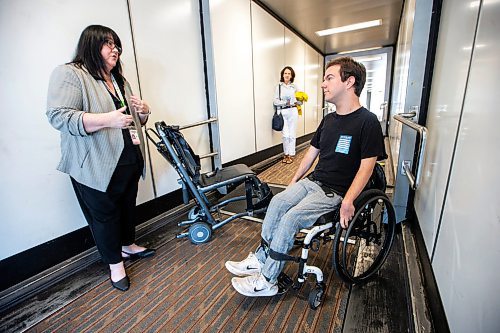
[314,209,339,225]
[199,164,255,187]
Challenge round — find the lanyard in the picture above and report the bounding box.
[110,74,125,108]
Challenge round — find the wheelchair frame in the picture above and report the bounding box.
[147,121,272,244]
[276,166,397,309]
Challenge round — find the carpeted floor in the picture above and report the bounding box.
[258,147,316,186]
[25,148,351,333]
[27,224,348,332]
[17,140,406,333]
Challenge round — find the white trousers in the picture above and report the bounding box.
[281,107,298,156]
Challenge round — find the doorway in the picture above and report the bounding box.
[325,47,393,136]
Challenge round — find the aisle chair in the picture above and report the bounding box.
[147,121,273,244]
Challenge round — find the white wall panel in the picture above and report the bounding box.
[210,0,255,163]
[414,0,479,255]
[318,58,325,124]
[432,1,500,332]
[0,0,326,262]
[129,0,209,196]
[285,29,305,136]
[388,0,416,170]
[251,3,285,151]
[388,0,432,222]
[0,0,140,260]
[304,46,320,134]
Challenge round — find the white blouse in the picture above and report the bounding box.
[273,82,299,108]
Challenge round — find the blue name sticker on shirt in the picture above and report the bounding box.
[335,135,352,154]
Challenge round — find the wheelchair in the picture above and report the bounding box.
[147,121,273,244]
[274,163,396,309]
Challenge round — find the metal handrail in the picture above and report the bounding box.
[199,152,218,159]
[178,117,218,130]
[177,117,219,159]
[398,111,417,119]
[394,114,428,190]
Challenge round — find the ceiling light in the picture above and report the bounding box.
[337,46,382,54]
[355,55,382,62]
[315,19,382,37]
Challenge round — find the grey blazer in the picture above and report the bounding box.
[46,64,146,192]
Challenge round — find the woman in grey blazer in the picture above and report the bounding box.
[47,25,155,291]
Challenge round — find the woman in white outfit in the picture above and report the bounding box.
[273,66,300,164]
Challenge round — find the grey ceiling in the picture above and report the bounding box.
[255,0,403,55]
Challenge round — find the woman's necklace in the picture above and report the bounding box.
[101,71,113,93]
[104,78,116,96]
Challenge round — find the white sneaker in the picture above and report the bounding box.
[231,273,278,297]
[225,252,262,276]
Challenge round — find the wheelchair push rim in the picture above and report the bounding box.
[333,189,396,284]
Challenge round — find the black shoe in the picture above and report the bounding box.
[111,275,130,291]
[122,248,156,260]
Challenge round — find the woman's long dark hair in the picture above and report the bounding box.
[280,66,295,83]
[70,25,125,85]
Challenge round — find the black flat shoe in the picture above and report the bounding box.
[122,248,156,260]
[111,275,130,291]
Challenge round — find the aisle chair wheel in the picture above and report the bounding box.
[308,285,325,310]
[333,189,396,285]
[188,206,201,221]
[188,222,212,244]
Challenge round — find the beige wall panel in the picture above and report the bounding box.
[251,3,285,151]
[0,0,142,260]
[210,0,256,163]
[129,0,209,197]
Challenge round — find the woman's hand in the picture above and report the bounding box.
[130,95,150,115]
[130,95,150,125]
[108,106,134,128]
[82,106,133,133]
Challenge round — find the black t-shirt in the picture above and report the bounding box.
[310,107,387,195]
[106,82,143,167]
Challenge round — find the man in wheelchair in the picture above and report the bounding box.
[226,57,387,297]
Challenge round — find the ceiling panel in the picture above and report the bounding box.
[255,0,403,55]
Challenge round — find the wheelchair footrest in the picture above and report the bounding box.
[276,272,294,295]
[176,232,189,239]
[178,220,196,227]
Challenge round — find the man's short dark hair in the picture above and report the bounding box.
[326,57,366,96]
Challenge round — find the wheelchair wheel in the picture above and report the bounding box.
[308,284,325,310]
[333,189,396,285]
[188,206,201,221]
[188,222,212,244]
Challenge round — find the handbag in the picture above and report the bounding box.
[272,110,284,131]
[272,84,284,131]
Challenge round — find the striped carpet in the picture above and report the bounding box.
[27,147,350,333]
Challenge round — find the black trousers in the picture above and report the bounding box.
[71,164,141,264]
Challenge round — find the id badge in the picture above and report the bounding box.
[128,128,140,145]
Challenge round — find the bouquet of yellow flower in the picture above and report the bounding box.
[295,91,308,116]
